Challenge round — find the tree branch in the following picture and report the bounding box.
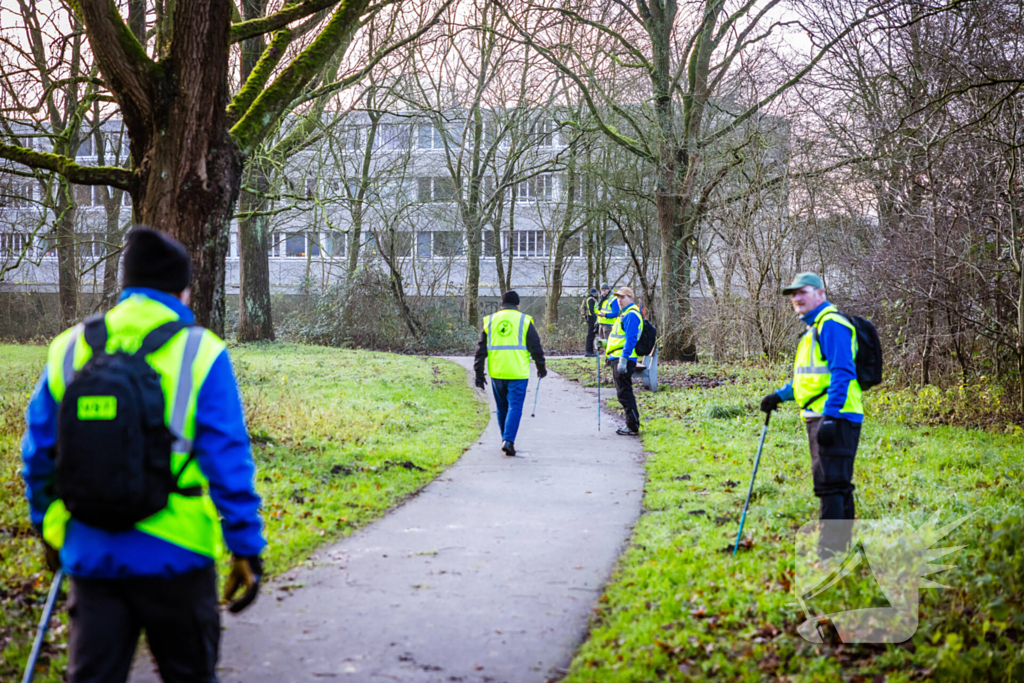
[230,0,345,43]
[0,143,134,190]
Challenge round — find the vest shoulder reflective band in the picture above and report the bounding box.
[483,309,532,379]
[42,294,227,558]
[792,305,863,417]
[606,305,643,361]
[597,297,616,325]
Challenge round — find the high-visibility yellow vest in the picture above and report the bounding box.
[42,294,227,558]
[605,304,643,361]
[793,305,863,418]
[483,308,533,380]
[597,296,616,325]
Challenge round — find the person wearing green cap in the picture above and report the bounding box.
[760,272,863,554]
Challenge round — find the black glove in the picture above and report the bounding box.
[537,367,547,379]
[223,555,263,613]
[475,376,486,389]
[816,418,837,447]
[760,392,782,414]
[42,540,60,572]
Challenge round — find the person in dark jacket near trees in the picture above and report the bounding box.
[474,291,547,456]
[760,272,864,556]
[584,287,599,357]
[605,286,643,436]
[22,227,265,682]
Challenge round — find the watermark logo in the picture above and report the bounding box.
[793,512,973,643]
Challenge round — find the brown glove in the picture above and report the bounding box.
[222,555,263,613]
[42,541,60,573]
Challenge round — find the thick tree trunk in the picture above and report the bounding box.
[237,166,274,341]
[235,0,274,342]
[55,180,79,326]
[465,214,482,326]
[124,0,242,335]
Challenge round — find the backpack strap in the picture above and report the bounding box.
[82,313,109,355]
[136,320,189,357]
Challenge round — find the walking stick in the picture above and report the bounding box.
[531,377,541,417]
[733,413,771,558]
[22,569,64,683]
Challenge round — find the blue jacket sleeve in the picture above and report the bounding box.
[621,310,641,358]
[775,383,794,402]
[819,318,856,418]
[193,351,266,558]
[610,299,620,317]
[22,369,58,532]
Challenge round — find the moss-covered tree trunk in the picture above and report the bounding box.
[237,165,274,341]
[55,179,80,327]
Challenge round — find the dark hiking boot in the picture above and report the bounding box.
[616,427,639,436]
[501,440,516,456]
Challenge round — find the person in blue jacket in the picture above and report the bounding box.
[760,272,864,555]
[605,286,643,435]
[22,227,265,682]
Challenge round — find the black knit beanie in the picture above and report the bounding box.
[122,226,192,293]
[502,290,520,306]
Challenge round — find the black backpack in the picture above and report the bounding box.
[843,313,883,390]
[815,311,883,390]
[634,316,657,357]
[56,315,197,531]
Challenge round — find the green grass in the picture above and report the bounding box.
[550,358,1024,682]
[0,343,487,682]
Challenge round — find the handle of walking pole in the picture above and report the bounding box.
[22,569,63,683]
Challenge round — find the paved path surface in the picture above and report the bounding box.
[131,359,645,683]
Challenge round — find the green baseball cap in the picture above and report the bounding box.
[781,272,824,295]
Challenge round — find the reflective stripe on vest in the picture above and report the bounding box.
[597,297,616,325]
[42,294,226,558]
[792,305,863,417]
[606,305,643,360]
[484,309,532,379]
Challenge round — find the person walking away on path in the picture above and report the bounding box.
[22,227,266,683]
[583,287,599,357]
[474,290,547,456]
[605,286,643,436]
[596,283,616,342]
[759,272,863,557]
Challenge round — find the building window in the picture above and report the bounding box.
[285,233,306,257]
[268,232,281,257]
[483,230,496,257]
[79,233,107,259]
[432,231,464,257]
[36,232,57,259]
[417,123,445,149]
[418,176,459,203]
[378,230,412,258]
[605,229,628,258]
[516,174,554,202]
[416,232,431,259]
[528,119,558,147]
[324,231,346,257]
[0,232,29,256]
[510,230,546,258]
[374,123,410,150]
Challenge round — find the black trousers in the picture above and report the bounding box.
[67,565,220,683]
[806,416,861,556]
[585,316,597,355]
[609,359,640,431]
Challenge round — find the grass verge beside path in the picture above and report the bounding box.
[550,358,1024,682]
[0,343,486,682]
